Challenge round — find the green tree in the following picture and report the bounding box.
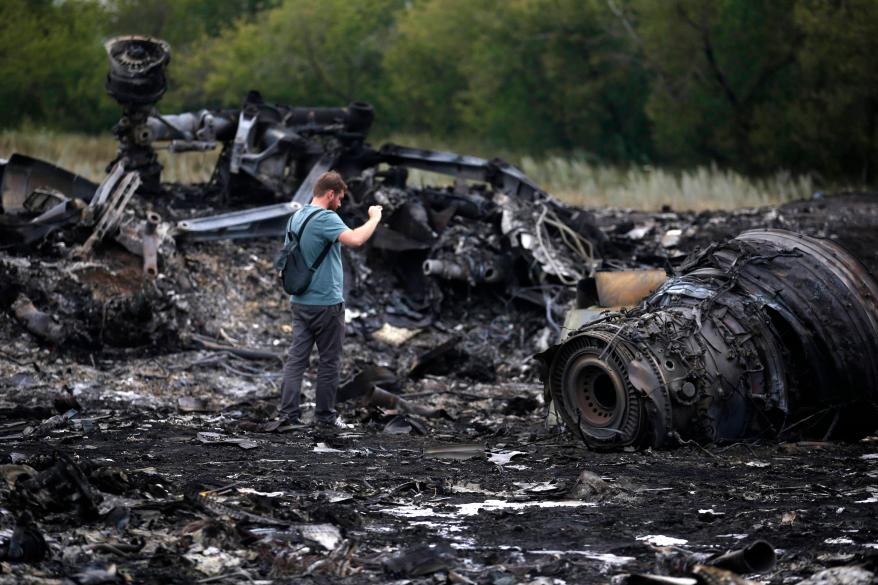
[382,0,478,136]
[107,0,275,50]
[0,0,115,132]
[166,0,405,115]
[629,0,802,170]
[781,0,878,181]
[4,0,878,185]
[385,0,652,159]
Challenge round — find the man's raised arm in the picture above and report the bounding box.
[338,205,383,248]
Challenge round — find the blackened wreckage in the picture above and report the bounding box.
[0,35,876,452]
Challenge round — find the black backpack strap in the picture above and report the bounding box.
[295,208,335,272]
[285,213,296,240]
[310,239,334,271]
[294,208,323,241]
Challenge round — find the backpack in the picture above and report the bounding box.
[274,208,334,295]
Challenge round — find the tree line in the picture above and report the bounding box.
[1,0,876,183]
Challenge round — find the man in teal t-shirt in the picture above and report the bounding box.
[278,171,382,429]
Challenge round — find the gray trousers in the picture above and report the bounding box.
[279,302,345,423]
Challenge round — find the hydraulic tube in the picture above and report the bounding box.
[142,211,161,278]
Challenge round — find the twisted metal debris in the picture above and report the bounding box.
[538,229,878,449]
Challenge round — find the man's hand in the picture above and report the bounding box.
[339,205,384,248]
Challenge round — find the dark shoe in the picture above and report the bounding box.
[266,417,306,432]
[315,416,352,431]
[281,417,307,430]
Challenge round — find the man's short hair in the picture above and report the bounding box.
[314,171,347,197]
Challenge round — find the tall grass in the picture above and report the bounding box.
[0,129,218,184]
[2,129,817,210]
[519,157,815,211]
[377,133,817,210]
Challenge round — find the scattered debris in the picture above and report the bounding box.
[196,432,258,450]
[10,294,63,344]
[383,414,427,435]
[0,511,48,563]
[488,450,527,467]
[383,544,455,577]
[424,443,485,461]
[372,323,422,346]
[796,565,876,585]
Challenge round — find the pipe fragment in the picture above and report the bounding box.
[537,229,878,450]
[709,540,776,574]
[654,540,776,581]
[423,257,506,284]
[142,211,160,277]
[363,386,446,418]
[423,259,466,281]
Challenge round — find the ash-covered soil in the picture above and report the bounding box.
[2,193,878,584]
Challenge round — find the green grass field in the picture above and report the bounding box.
[2,129,819,210]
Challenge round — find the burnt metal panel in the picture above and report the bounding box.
[1,155,97,214]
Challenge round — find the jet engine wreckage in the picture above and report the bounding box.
[1,35,877,452]
[539,229,878,449]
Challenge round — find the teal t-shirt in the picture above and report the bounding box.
[285,205,349,305]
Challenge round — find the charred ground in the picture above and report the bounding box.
[2,192,878,584]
